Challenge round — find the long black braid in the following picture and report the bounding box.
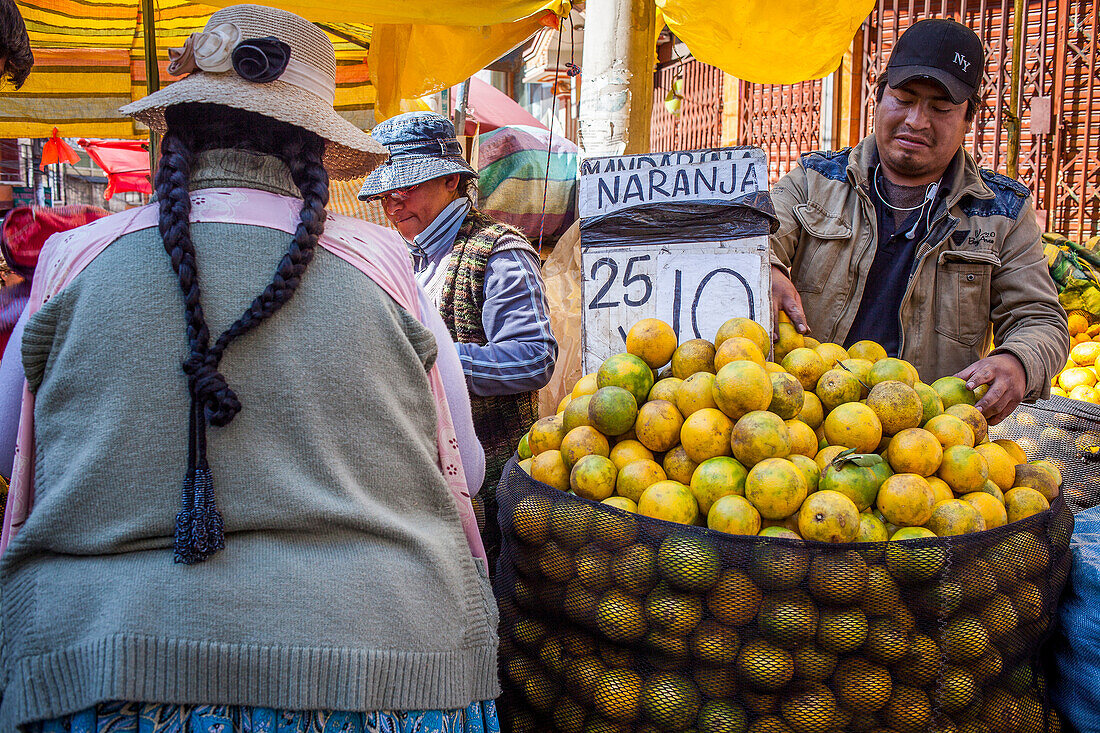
[156,103,329,562]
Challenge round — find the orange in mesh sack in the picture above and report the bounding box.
[498,466,1074,733]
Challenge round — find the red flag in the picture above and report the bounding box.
[39,128,80,170]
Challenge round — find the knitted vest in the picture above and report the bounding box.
[438,209,540,492]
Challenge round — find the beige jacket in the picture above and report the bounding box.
[770,135,1068,398]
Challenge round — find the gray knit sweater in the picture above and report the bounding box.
[0,151,500,729]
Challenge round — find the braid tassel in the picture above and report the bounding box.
[173,396,225,564]
[173,468,197,564]
[188,459,225,561]
[173,465,225,564]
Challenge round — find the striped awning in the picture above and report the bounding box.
[328,177,394,228]
[5,0,375,138]
[4,0,569,139]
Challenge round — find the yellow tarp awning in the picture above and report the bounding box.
[199,0,570,122]
[367,14,559,122]
[657,0,876,83]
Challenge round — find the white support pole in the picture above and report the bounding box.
[577,0,657,158]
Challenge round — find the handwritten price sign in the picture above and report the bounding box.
[581,238,770,371]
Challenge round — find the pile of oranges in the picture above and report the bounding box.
[516,316,1061,544]
[1051,310,1100,405]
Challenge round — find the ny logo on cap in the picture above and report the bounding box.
[953,52,971,71]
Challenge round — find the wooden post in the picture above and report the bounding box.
[454,80,470,137]
[577,0,657,157]
[720,74,740,147]
[846,26,866,148]
[1005,0,1025,179]
[142,0,160,179]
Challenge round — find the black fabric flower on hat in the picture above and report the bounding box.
[231,37,292,83]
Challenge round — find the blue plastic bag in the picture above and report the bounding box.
[1055,504,1100,730]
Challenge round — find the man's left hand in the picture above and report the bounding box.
[954,353,1027,426]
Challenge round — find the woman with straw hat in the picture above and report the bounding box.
[0,5,499,731]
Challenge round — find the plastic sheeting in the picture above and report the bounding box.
[579,192,779,248]
[38,129,79,170]
[657,0,876,83]
[369,11,563,121]
[1055,504,1100,731]
[536,222,582,418]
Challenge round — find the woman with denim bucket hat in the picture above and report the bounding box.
[360,111,557,572]
[0,5,499,731]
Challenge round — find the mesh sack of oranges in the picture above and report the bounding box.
[495,316,1097,733]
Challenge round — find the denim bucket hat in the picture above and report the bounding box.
[358,111,477,200]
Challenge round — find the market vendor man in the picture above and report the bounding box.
[359,111,557,558]
[770,18,1069,425]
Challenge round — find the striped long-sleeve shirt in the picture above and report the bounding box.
[407,198,557,398]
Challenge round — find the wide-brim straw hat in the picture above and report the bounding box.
[120,4,387,180]
[358,111,476,199]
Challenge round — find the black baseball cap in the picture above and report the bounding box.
[886,19,984,104]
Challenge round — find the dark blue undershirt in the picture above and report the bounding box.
[843,169,933,356]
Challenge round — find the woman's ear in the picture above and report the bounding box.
[444,174,462,192]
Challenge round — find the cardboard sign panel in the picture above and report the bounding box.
[581,237,771,371]
[579,148,767,218]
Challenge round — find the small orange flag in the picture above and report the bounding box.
[539,9,561,30]
[39,128,80,171]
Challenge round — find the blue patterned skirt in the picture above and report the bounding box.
[26,700,500,733]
